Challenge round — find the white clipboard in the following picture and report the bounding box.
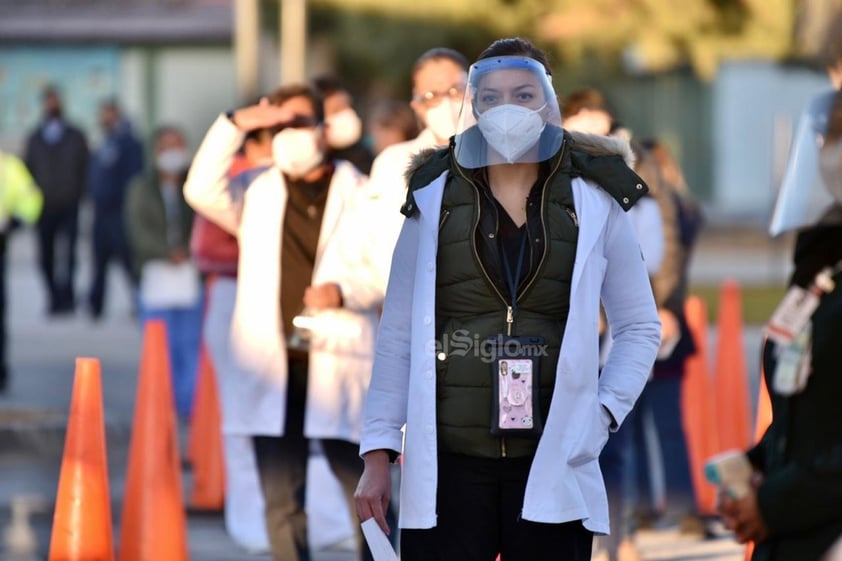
[140,260,201,309]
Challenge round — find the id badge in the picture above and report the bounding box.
[773,323,813,396]
[765,286,820,346]
[489,335,545,437]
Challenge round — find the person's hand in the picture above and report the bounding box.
[231,97,295,131]
[718,485,768,544]
[169,247,188,264]
[658,309,679,346]
[304,283,342,310]
[354,450,393,535]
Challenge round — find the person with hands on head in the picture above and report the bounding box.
[184,85,380,561]
[355,37,661,561]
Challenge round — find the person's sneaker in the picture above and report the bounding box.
[678,513,707,537]
[590,548,609,561]
[617,538,642,561]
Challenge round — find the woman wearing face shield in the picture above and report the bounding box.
[355,37,661,560]
[717,88,842,561]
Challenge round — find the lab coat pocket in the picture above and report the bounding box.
[567,402,612,467]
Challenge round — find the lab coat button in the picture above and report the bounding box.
[424,316,432,325]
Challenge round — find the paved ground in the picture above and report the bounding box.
[0,219,776,560]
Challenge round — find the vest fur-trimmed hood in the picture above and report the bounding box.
[400,128,647,217]
[404,130,635,186]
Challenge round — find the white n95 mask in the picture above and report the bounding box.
[425,98,460,144]
[272,127,325,178]
[156,148,190,175]
[325,108,362,149]
[477,104,546,164]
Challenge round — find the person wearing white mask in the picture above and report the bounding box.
[125,126,203,421]
[337,48,469,312]
[183,84,380,561]
[354,37,660,561]
[314,75,374,175]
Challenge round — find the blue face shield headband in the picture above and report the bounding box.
[468,56,556,113]
[454,55,563,169]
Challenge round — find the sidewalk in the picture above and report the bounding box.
[0,225,758,560]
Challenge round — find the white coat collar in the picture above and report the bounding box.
[570,178,610,293]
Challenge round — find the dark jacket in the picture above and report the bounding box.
[125,170,195,275]
[747,227,842,561]
[89,121,143,212]
[24,120,89,212]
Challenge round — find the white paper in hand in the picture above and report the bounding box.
[361,518,398,561]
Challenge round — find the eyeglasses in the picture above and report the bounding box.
[412,85,466,108]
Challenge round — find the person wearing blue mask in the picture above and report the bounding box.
[23,85,89,316]
[355,37,661,561]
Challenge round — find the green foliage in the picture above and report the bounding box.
[690,284,786,326]
[308,0,798,88]
[309,0,565,99]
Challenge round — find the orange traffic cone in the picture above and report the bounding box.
[681,296,720,515]
[713,280,752,453]
[48,357,114,561]
[753,365,773,443]
[188,344,225,510]
[118,320,189,561]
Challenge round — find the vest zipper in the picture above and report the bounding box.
[454,165,509,308]
[515,139,566,303]
[453,164,511,460]
[451,140,566,461]
[566,206,579,227]
[439,208,451,231]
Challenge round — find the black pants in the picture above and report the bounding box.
[36,205,78,313]
[253,359,374,561]
[88,211,135,317]
[401,453,593,561]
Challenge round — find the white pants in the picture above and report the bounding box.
[205,277,354,552]
[204,278,270,553]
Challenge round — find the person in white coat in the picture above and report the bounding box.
[354,37,661,561]
[358,47,469,295]
[190,127,272,554]
[184,84,380,561]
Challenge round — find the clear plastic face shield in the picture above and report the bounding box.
[453,56,563,169]
[769,89,842,236]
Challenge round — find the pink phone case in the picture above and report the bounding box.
[498,359,534,429]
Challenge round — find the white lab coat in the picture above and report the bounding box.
[184,115,379,440]
[359,170,661,534]
[337,128,440,304]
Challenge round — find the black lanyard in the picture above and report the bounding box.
[500,230,528,319]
